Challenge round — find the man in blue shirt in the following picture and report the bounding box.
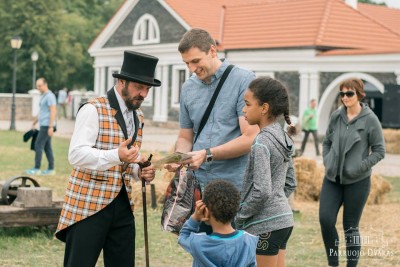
[26,77,57,175]
[165,28,259,191]
[57,87,68,119]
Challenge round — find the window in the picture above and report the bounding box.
[133,14,160,45]
[171,66,190,108]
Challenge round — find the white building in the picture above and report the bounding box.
[89,0,400,133]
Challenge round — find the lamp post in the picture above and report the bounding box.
[9,35,23,131]
[31,51,39,89]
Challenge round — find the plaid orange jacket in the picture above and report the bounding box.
[55,89,143,242]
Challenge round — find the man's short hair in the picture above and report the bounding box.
[37,77,47,85]
[202,180,240,224]
[178,28,216,54]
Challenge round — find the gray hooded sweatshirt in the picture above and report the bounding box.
[323,102,385,184]
[235,122,297,235]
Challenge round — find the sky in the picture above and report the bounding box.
[373,0,400,8]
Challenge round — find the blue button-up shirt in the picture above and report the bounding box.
[180,60,256,190]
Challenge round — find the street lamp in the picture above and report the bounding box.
[9,35,23,131]
[31,51,39,89]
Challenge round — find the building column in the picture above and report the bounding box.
[299,71,310,120]
[99,67,106,96]
[153,65,169,122]
[309,71,320,102]
[160,65,169,122]
[69,90,83,119]
[94,67,101,95]
[28,89,41,117]
[395,70,400,85]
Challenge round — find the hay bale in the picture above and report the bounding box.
[367,173,392,205]
[293,158,323,201]
[131,145,183,208]
[293,157,392,205]
[132,170,173,209]
[162,168,175,182]
[383,129,400,142]
[383,129,400,154]
[385,143,400,154]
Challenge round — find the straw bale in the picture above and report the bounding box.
[383,129,400,142]
[132,171,173,208]
[132,145,186,207]
[385,142,400,154]
[383,129,400,154]
[293,158,323,201]
[293,158,392,205]
[367,173,392,205]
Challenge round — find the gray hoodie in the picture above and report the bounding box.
[235,122,297,235]
[323,103,385,184]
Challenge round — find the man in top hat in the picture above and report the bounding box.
[55,51,161,267]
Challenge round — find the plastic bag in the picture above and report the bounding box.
[161,166,202,234]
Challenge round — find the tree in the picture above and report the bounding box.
[0,0,123,93]
[359,0,387,6]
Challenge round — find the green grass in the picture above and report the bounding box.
[0,130,399,267]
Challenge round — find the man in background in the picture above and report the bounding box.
[299,99,320,156]
[26,77,57,175]
[57,87,68,119]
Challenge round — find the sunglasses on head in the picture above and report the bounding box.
[339,91,355,98]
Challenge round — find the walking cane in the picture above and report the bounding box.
[138,154,153,267]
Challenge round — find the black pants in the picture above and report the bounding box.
[300,130,320,155]
[64,185,135,267]
[319,177,370,267]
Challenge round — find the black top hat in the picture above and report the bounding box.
[112,51,161,87]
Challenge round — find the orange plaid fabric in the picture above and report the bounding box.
[55,97,144,240]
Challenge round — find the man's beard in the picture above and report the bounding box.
[122,83,143,110]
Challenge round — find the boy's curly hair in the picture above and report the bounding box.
[202,180,240,224]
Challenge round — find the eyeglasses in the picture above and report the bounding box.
[339,91,355,98]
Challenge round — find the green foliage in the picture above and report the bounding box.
[359,0,387,6]
[0,0,124,93]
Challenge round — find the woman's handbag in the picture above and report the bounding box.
[161,165,202,234]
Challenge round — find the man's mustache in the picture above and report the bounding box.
[133,96,144,101]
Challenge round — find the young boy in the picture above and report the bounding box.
[178,180,258,267]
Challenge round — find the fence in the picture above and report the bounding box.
[0,90,98,120]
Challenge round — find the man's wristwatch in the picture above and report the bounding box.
[205,148,213,162]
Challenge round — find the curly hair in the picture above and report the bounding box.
[202,180,240,224]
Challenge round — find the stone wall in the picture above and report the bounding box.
[0,94,33,120]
